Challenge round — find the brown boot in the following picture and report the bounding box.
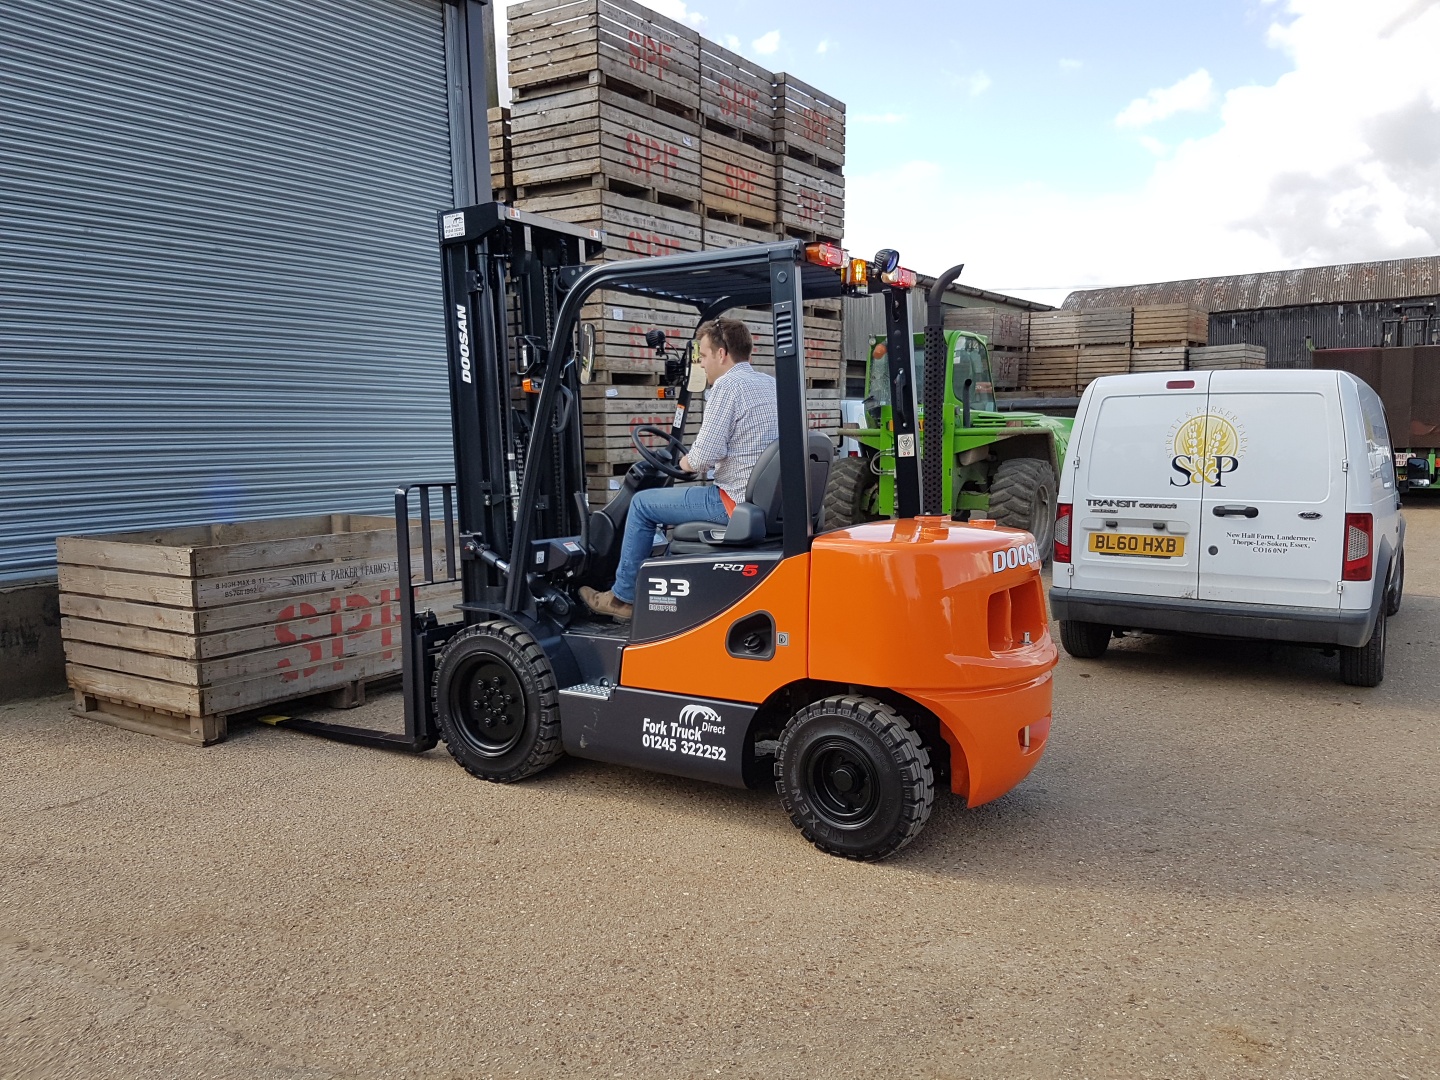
[579,586,634,621]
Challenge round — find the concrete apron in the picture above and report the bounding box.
[0,580,64,702]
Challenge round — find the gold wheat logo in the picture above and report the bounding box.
[1172,414,1241,486]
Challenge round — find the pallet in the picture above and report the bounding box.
[772,72,845,168]
[510,83,702,205]
[700,129,778,226]
[518,186,703,259]
[57,516,459,744]
[507,0,702,111]
[778,154,845,239]
[699,40,775,144]
[1187,344,1266,370]
[1133,303,1208,347]
[943,307,1028,351]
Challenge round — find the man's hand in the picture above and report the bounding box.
[678,453,694,473]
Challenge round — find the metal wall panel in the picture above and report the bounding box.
[1209,298,1440,369]
[0,0,456,582]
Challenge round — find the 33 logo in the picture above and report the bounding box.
[648,577,690,596]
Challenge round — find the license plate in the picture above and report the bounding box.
[1088,532,1185,558]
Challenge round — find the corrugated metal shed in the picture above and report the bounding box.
[0,0,458,584]
[1063,255,1440,312]
[1209,299,1440,369]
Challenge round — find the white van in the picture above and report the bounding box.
[1049,369,1405,686]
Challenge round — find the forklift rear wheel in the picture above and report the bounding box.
[775,696,934,860]
[433,620,564,783]
[988,458,1058,560]
[821,455,879,529]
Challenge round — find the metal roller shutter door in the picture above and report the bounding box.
[0,0,457,583]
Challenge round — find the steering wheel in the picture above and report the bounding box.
[631,424,696,480]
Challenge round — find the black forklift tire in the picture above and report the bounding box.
[775,695,934,861]
[821,454,878,530]
[1339,604,1386,688]
[1386,549,1404,616]
[1060,619,1112,659]
[432,620,564,782]
[988,458,1058,560]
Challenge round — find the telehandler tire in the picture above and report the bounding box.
[988,457,1058,560]
[821,454,878,530]
[433,620,564,782]
[775,695,934,860]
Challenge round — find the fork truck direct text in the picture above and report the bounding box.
[295,205,1057,859]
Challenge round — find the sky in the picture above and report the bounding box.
[498,0,1440,306]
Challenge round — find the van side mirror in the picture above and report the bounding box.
[578,323,596,385]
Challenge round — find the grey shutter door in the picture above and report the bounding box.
[0,0,457,583]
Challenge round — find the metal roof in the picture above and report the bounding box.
[1062,254,1440,313]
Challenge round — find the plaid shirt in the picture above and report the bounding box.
[687,362,778,506]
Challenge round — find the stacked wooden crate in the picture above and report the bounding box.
[1024,311,1081,394]
[1187,344,1266,370]
[505,0,850,498]
[1130,347,1189,373]
[1073,308,1133,388]
[488,107,514,200]
[1133,304,1208,348]
[57,517,459,745]
[943,308,1029,389]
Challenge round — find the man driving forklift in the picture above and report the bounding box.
[579,317,778,621]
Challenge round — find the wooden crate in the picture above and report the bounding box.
[1075,308,1133,346]
[803,300,843,386]
[57,516,460,745]
[1077,345,1131,391]
[518,186,702,260]
[1133,304,1208,347]
[990,348,1024,389]
[488,106,513,198]
[699,40,774,144]
[1024,346,1079,393]
[943,307,1028,351]
[700,129,778,226]
[772,72,845,167]
[507,0,701,111]
[1187,344,1266,370]
[1026,311,1080,348]
[778,155,844,240]
[807,386,842,441]
[1130,347,1189,373]
[702,215,783,250]
[510,83,701,205]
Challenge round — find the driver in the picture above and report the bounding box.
[579,317,778,620]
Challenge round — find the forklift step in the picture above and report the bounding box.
[560,682,616,701]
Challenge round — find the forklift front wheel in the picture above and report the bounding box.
[775,696,935,861]
[433,620,564,783]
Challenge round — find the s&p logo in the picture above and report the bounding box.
[1169,412,1247,487]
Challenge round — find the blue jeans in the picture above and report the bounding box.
[612,484,729,604]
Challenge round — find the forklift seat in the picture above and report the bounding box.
[668,433,834,554]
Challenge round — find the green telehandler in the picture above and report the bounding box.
[824,266,1073,559]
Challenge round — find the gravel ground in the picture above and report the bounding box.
[3,503,1438,1080]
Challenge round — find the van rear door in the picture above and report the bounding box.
[1196,370,1345,609]
[1070,373,1210,599]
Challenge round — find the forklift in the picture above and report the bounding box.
[290,202,1057,860]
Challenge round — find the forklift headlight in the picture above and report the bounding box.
[872,248,900,274]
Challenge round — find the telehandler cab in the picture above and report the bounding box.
[290,203,1057,860]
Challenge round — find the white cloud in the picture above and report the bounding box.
[1115,68,1215,128]
[752,30,781,55]
[1060,58,1083,71]
[855,113,908,124]
[846,0,1440,305]
[643,0,705,26]
[817,39,831,54]
[968,71,992,97]
[1138,135,1169,157]
[724,34,741,51]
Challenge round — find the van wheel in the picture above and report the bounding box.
[989,458,1057,560]
[1386,550,1404,616]
[1060,620,1111,659]
[775,696,934,861]
[1339,605,1386,688]
[433,620,564,782]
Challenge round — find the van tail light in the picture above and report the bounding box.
[1343,513,1373,580]
[1054,503,1073,563]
